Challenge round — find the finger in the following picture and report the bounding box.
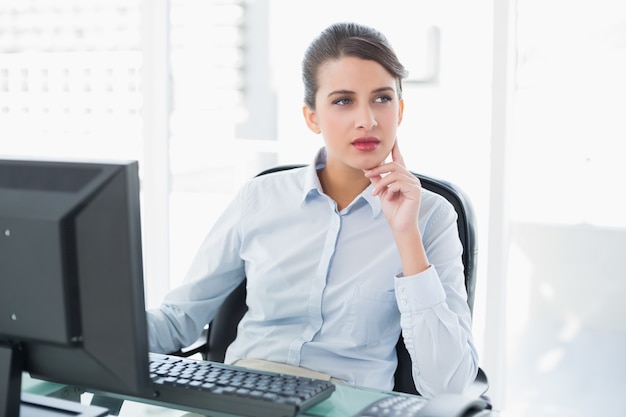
[391,139,406,167]
[370,172,405,196]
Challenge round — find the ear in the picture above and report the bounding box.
[303,105,321,134]
[397,98,405,126]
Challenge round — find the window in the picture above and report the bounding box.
[505,1,626,415]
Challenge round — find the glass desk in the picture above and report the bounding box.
[23,374,496,417]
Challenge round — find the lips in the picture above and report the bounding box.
[352,137,380,151]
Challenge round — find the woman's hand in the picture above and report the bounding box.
[364,140,429,276]
[363,140,422,234]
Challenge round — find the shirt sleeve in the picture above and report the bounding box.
[394,197,479,397]
[146,185,248,354]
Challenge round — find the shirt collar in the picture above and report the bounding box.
[301,147,382,218]
[301,148,325,205]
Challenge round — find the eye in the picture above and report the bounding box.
[332,97,352,106]
[374,95,393,103]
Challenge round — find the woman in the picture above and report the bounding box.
[147,22,478,397]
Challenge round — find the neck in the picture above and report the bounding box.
[318,162,370,211]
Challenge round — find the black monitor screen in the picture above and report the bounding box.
[0,158,151,416]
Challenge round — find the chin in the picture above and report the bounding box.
[355,157,385,171]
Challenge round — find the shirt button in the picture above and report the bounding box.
[401,299,408,306]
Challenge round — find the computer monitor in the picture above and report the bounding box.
[0,157,151,416]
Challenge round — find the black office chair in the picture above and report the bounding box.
[177,164,489,398]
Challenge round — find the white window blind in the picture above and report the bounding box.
[168,0,247,191]
[166,0,255,291]
[0,0,143,160]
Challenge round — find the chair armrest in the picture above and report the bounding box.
[466,367,490,401]
[171,327,209,359]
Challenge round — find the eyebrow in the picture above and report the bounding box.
[327,86,395,98]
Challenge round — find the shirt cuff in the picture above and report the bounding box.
[394,265,446,312]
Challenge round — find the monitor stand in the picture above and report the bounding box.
[2,345,108,417]
[1,343,22,417]
[21,393,109,417]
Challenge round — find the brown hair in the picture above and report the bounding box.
[302,22,408,109]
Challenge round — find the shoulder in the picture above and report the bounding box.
[419,188,459,231]
[247,165,308,189]
[421,188,456,216]
[237,165,309,206]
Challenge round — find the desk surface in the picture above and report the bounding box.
[119,384,392,417]
[23,376,390,417]
[23,374,495,417]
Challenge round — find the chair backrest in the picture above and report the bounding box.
[202,164,479,395]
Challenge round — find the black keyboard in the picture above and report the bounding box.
[148,353,336,417]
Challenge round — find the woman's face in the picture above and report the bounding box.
[303,56,404,171]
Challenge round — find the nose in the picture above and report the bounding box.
[355,104,377,130]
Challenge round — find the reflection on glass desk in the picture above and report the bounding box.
[20,393,109,417]
[23,374,496,417]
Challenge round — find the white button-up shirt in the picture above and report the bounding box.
[147,147,478,397]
